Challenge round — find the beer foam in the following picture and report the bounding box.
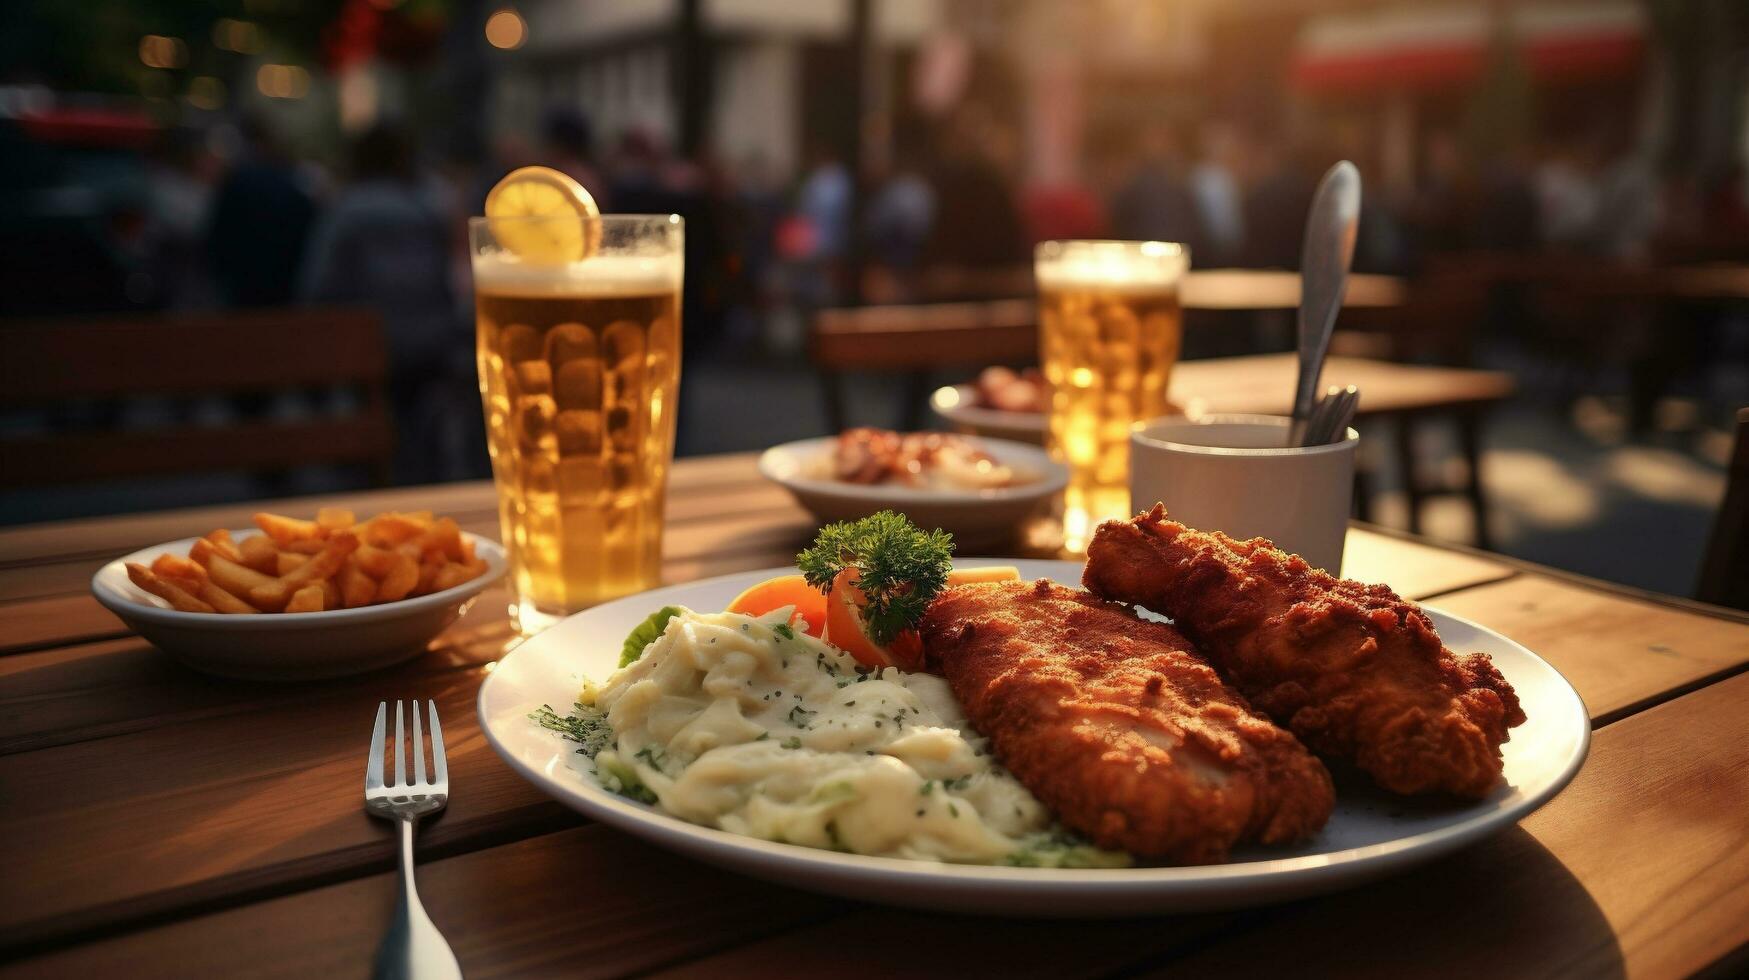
[1035,243,1187,292]
[472,252,682,297]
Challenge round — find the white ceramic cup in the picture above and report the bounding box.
[1129,414,1358,572]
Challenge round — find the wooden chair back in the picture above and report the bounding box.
[809,300,1037,430]
[0,308,393,488]
[1697,408,1749,611]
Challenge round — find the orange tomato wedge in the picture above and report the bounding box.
[825,569,921,670]
[725,574,827,638]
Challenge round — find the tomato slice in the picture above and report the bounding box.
[725,574,827,638]
[824,569,934,670]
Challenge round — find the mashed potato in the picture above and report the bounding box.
[580,606,1124,866]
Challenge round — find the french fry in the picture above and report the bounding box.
[249,533,358,610]
[353,544,398,579]
[152,553,208,585]
[415,557,445,596]
[356,512,426,547]
[238,534,280,574]
[419,518,466,562]
[338,559,377,608]
[376,553,420,603]
[430,561,483,593]
[284,583,326,613]
[128,509,481,615]
[126,563,216,613]
[315,507,356,531]
[253,512,322,546]
[198,581,258,614]
[202,529,242,563]
[205,553,278,602]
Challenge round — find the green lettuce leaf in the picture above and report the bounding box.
[620,606,682,667]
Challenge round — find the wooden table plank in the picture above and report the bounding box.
[1425,575,1749,724]
[21,667,1743,980]
[1170,354,1513,418]
[1126,670,1749,980]
[2,825,848,980]
[0,665,576,953]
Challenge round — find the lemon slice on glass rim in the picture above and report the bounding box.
[485,165,601,265]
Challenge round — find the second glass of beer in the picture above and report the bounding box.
[1035,239,1188,553]
[470,214,683,633]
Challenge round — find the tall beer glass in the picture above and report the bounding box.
[469,214,683,632]
[1036,240,1188,553]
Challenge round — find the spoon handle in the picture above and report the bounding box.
[1291,161,1362,446]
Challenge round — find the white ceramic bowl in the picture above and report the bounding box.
[930,384,1047,445]
[92,531,507,681]
[758,436,1066,547]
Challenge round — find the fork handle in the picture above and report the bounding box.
[373,817,462,980]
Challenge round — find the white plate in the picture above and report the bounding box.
[479,560,1590,916]
[931,384,1046,445]
[758,436,1066,548]
[93,531,506,681]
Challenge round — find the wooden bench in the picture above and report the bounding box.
[0,308,393,489]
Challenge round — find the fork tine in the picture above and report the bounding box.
[412,697,428,786]
[428,699,448,785]
[393,700,406,788]
[366,701,387,790]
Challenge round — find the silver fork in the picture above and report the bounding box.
[367,700,462,980]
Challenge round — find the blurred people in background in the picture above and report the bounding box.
[1243,136,1320,269]
[300,122,467,484]
[142,129,217,311]
[1111,122,1207,258]
[1188,121,1246,267]
[206,115,315,308]
[541,107,608,209]
[863,145,935,301]
[921,107,1028,285]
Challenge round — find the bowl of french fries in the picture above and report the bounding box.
[91,508,506,680]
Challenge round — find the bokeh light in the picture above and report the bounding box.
[485,9,527,51]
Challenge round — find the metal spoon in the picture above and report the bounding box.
[1290,161,1362,447]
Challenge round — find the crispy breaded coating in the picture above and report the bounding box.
[919,580,1333,864]
[1084,507,1526,798]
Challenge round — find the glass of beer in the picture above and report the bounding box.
[469,213,684,632]
[1036,239,1188,553]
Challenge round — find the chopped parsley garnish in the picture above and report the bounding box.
[773,622,796,640]
[797,511,954,645]
[787,704,817,728]
[530,702,613,757]
[781,736,803,750]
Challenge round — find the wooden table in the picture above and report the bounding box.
[3,455,1746,978]
[1180,269,1407,310]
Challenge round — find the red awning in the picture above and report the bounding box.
[15,107,159,148]
[1291,1,1644,94]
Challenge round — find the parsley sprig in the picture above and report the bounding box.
[796,511,953,645]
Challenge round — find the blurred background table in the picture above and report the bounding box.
[2,453,1747,979]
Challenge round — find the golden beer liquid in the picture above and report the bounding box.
[1039,281,1182,552]
[474,283,680,629]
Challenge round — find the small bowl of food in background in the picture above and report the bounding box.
[758,428,1066,548]
[91,509,506,681]
[931,367,1048,445]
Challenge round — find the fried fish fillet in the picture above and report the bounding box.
[1084,507,1526,798]
[918,579,1333,864]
